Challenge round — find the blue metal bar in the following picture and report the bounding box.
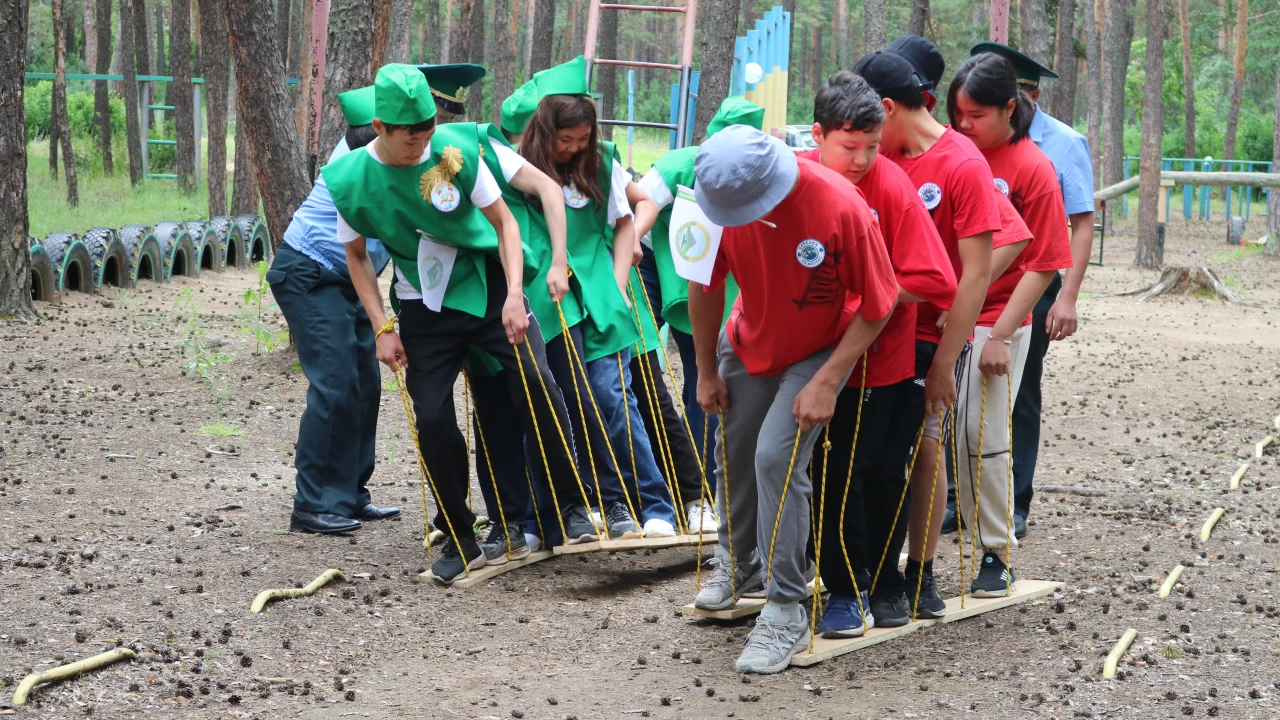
[26,72,297,84]
[1122,157,1131,217]
[146,139,177,145]
[147,173,178,179]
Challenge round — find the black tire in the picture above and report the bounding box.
[28,243,56,303]
[155,222,199,281]
[43,232,94,296]
[234,214,272,265]
[208,216,248,270]
[83,227,132,290]
[184,221,224,273]
[119,225,163,284]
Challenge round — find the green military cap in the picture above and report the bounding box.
[374,63,437,125]
[338,85,375,127]
[970,41,1058,87]
[501,78,539,135]
[417,63,487,116]
[706,96,766,137]
[533,55,589,99]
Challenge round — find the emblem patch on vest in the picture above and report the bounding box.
[419,145,465,212]
[430,182,461,212]
[563,183,591,209]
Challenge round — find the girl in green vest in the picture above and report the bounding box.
[520,91,680,538]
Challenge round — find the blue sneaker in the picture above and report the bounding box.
[818,592,875,639]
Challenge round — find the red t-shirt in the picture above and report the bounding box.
[797,149,957,387]
[978,138,1073,327]
[708,159,898,377]
[883,128,1002,343]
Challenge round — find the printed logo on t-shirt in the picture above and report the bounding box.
[430,181,461,212]
[563,183,591,209]
[674,221,713,262]
[795,239,826,268]
[993,178,1010,196]
[422,255,445,290]
[918,182,942,210]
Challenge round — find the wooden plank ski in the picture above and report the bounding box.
[683,579,827,621]
[553,534,709,555]
[415,550,556,587]
[789,579,1065,666]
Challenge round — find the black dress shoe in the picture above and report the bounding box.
[1014,513,1028,540]
[290,510,361,534]
[355,504,400,521]
[940,506,959,535]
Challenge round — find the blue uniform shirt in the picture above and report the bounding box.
[1029,105,1095,217]
[281,138,391,278]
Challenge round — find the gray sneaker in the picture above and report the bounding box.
[481,521,531,565]
[694,552,763,611]
[604,501,641,540]
[561,504,599,544]
[735,611,811,674]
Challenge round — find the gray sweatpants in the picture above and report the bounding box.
[713,330,849,604]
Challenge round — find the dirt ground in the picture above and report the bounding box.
[2,217,1280,719]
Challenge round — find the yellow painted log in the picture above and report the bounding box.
[1230,463,1249,489]
[1200,508,1226,541]
[250,569,345,613]
[1158,565,1185,598]
[1256,435,1275,458]
[13,647,136,705]
[1273,413,1279,430]
[1103,628,1138,679]
[423,515,489,548]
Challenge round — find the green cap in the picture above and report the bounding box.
[706,96,766,137]
[533,55,589,99]
[970,42,1058,87]
[374,63,437,125]
[417,63,487,115]
[338,85,376,127]
[501,79,539,135]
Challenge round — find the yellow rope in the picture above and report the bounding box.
[833,357,869,625]
[870,422,926,594]
[1004,371,1015,596]
[464,371,512,561]
[969,376,988,601]
[951,407,965,609]
[718,412,737,602]
[616,353,643,525]
[809,430,832,652]
[463,378,473,511]
[378,317,469,577]
[764,427,803,587]
[512,337,576,543]
[909,425,943,618]
[555,306,608,535]
[524,467,546,549]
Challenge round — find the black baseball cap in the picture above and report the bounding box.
[852,51,929,106]
[885,35,945,91]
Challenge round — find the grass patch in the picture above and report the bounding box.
[199,422,245,437]
[290,361,303,374]
[1207,243,1263,263]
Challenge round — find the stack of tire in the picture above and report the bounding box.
[26,214,271,303]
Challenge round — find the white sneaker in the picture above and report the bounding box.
[642,518,677,538]
[524,533,543,552]
[684,500,720,535]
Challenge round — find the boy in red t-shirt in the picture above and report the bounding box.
[798,71,957,635]
[689,125,897,673]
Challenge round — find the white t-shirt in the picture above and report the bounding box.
[636,167,674,248]
[337,139,524,300]
[606,160,635,226]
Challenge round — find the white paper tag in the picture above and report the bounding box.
[416,231,457,312]
[668,185,723,284]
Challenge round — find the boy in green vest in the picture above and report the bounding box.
[327,64,596,584]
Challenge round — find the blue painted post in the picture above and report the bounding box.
[1224,161,1232,220]
[1162,158,1172,221]
[627,70,634,168]
[1201,157,1213,220]
[780,10,790,125]
[732,37,746,97]
[1182,159,1193,220]
[1123,157,1131,217]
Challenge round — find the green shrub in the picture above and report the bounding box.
[24,81,126,142]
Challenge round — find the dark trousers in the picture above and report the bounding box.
[813,379,921,597]
[636,252,719,494]
[470,369,532,528]
[630,349,705,509]
[398,260,586,537]
[543,324,623,506]
[267,245,378,518]
[1011,272,1062,519]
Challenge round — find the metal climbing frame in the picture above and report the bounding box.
[583,0,699,149]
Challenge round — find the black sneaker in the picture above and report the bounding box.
[940,506,959,535]
[561,504,600,544]
[604,501,641,540]
[431,534,486,585]
[1014,513,1028,540]
[970,552,1016,598]
[481,521,531,565]
[904,566,947,619]
[869,590,909,628]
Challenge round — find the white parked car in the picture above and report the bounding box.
[784,125,817,149]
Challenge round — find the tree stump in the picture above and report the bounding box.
[1120,266,1256,304]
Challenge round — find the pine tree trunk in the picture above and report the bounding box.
[223,0,312,246]
[1135,0,1164,268]
[1222,0,1247,160]
[372,0,391,70]
[1049,0,1076,121]
[1021,0,1050,68]
[1217,0,1229,53]
[0,0,35,319]
[530,0,555,73]
[908,0,928,36]
[199,0,229,215]
[134,0,152,73]
[428,0,443,63]
[837,0,849,71]
[864,0,885,52]
[50,84,60,180]
[466,0,485,119]
[192,0,203,76]
[120,0,145,184]
[738,0,753,35]
[1177,0,1195,157]
[492,0,516,124]
[230,100,260,215]
[154,3,166,76]
[1267,60,1280,255]
[54,0,81,206]
[451,0,472,65]
[522,0,535,77]
[277,0,291,66]
[692,0,741,143]
[85,0,98,69]
[385,0,413,63]
[294,0,315,139]
[595,7,618,140]
[172,0,196,194]
[95,0,114,176]
[288,0,305,74]
[319,0,375,165]
[1084,0,1102,187]
[1101,0,1131,190]
[560,0,575,64]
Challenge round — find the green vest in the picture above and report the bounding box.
[323,122,539,318]
[477,123,586,342]
[568,141,640,362]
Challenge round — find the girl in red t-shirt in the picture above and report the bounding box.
[946,52,1073,598]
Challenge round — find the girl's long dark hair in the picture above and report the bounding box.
[520,94,606,208]
[947,52,1034,143]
